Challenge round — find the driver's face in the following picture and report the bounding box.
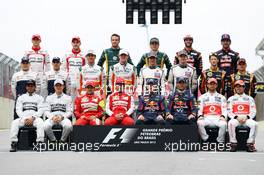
[184,39,193,47]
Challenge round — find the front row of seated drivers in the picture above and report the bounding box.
[9,77,257,152]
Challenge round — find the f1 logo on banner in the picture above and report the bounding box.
[102,128,138,144]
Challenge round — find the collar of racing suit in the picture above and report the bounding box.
[184,47,192,52]
[149,66,157,69]
[179,64,187,68]
[88,63,95,67]
[119,62,127,66]
[86,93,95,97]
[150,50,159,54]
[115,91,125,95]
[235,93,245,97]
[55,93,63,98]
[22,70,30,74]
[210,66,219,72]
[175,88,186,94]
[72,49,81,55]
[208,91,218,96]
[32,46,41,52]
[222,47,231,52]
[52,69,60,74]
[111,47,120,51]
[237,71,247,75]
[26,92,35,96]
[148,92,157,97]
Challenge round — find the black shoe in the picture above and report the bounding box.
[10,142,17,152]
[247,143,256,152]
[230,143,237,152]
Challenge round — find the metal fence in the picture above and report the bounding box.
[255,64,264,121]
[0,53,19,99]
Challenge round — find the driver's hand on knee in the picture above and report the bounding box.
[138,115,144,121]
[166,114,173,120]
[157,115,164,121]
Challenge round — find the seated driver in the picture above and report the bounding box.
[227,80,257,152]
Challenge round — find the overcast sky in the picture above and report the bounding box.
[0,0,263,71]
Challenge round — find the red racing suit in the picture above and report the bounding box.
[105,92,135,125]
[74,94,103,125]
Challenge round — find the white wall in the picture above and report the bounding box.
[0,97,14,129]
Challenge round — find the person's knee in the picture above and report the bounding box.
[122,117,134,125]
[197,119,205,127]
[44,123,53,130]
[219,121,227,127]
[246,119,257,128]
[63,123,73,130]
[75,119,87,126]
[104,117,114,126]
[90,118,101,125]
[11,119,19,126]
[228,119,238,128]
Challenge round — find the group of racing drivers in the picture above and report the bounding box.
[9,33,258,152]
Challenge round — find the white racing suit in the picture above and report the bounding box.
[61,51,86,97]
[11,70,42,119]
[197,92,227,142]
[44,69,71,97]
[10,93,45,142]
[168,64,197,94]
[227,93,257,144]
[44,93,73,142]
[11,70,41,99]
[138,66,165,96]
[79,64,105,97]
[24,48,50,96]
[109,62,136,95]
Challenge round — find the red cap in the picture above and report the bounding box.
[115,77,125,84]
[85,81,95,87]
[183,35,193,41]
[72,36,81,43]
[234,80,245,86]
[207,78,217,84]
[32,34,41,41]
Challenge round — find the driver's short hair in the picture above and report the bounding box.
[111,33,120,40]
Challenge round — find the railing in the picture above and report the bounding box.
[0,53,19,99]
[255,65,264,121]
